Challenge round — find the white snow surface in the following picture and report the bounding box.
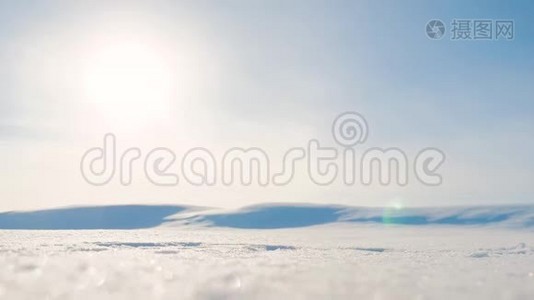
[1,224,534,300]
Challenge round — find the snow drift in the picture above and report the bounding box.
[1,203,534,230]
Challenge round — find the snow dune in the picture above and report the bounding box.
[0,203,533,230]
[0,205,188,229]
[179,203,534,229]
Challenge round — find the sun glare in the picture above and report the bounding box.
[82,41,173,129]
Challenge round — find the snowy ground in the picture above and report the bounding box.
[1,224,534,300]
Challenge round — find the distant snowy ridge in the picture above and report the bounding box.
[175,203,534,229]
[1,203,534,229]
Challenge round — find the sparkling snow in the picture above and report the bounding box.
[1,224,534,300]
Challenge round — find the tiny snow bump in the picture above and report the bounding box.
[155,250,180,255]
[469,251,490,258]
[264,245,296,251]
[353,247,388,253]
[245,244,296,252]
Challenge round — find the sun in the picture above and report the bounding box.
[82,41,174,129]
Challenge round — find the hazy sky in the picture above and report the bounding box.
[0,0,533,210]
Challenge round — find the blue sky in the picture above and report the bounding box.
[0,0,533,210]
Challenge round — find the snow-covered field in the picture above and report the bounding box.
[1,205,534,300]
